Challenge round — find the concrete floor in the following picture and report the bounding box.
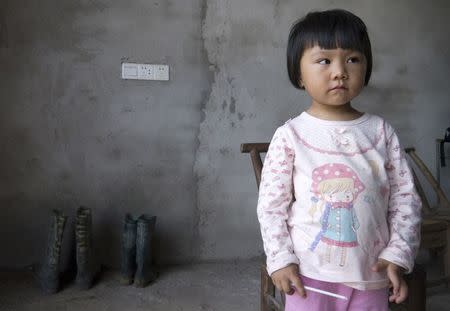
[1,260,449,311]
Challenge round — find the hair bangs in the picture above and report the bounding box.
[302,14,367,54]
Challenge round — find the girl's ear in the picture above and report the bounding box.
[297,73,302,88]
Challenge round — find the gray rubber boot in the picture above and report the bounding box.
[134,215,157,287]
[33,209,67,294]
[119,214,137,285]
[75,206,99,289]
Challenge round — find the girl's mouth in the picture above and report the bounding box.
[330,85,347,91]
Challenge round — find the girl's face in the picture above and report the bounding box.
[299,45,367,109]
[324,190,354,203]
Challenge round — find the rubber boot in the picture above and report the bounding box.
[134,215,157,287]
[33,209,67,294]
[75,206,99,289]
[119,214,137,285]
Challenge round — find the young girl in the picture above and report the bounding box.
[257,9,422,310]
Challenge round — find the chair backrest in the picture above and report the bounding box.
[409,166,432,214]
[405,147,450,210]
[240,143,269,189]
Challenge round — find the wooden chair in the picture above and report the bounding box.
[241,142,427,311]
[405,147,450,288]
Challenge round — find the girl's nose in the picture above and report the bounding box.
[332,63,348,80]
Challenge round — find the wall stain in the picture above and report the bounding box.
[219,147,230,155]
[229,97,236,114]
[396,65,408,75]
[120,56,130,63]
[25,157,41,171]
[110,148,121,161]
[150,168,164,178]
[122,107,133,113]
[273,0,280,21]
[231,20,270,47]
[59,171,71,181]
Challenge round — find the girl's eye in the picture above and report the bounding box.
[318,59,330,65]
[347,57,360,63]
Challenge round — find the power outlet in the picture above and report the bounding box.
[138,64,154,80]
[153,65,169,81]
[121,63,169,81]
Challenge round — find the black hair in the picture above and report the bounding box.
[287,9,372,89]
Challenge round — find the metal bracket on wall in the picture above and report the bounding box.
[439,128,450,167]
[435,128,450,204]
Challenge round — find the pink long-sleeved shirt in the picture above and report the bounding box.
[257,112,422,290]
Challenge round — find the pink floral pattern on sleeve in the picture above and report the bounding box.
[257,126,299,275]
[378,125,422,273]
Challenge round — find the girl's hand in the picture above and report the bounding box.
[371,259,408,303]
[271,264,306,298]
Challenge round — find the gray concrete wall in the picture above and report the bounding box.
[1,0,449,268]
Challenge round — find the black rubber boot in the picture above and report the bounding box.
[75,206,99,289]
[119,214,137,285]
[134,215,157,287]
[33,209,67,294]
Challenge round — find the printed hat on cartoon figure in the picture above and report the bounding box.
[311,163,365,199]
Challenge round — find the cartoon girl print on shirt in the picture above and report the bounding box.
[308,163,365,267]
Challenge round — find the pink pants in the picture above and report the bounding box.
[285,275,389,311]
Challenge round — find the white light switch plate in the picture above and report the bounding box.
[121,63,169,81]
